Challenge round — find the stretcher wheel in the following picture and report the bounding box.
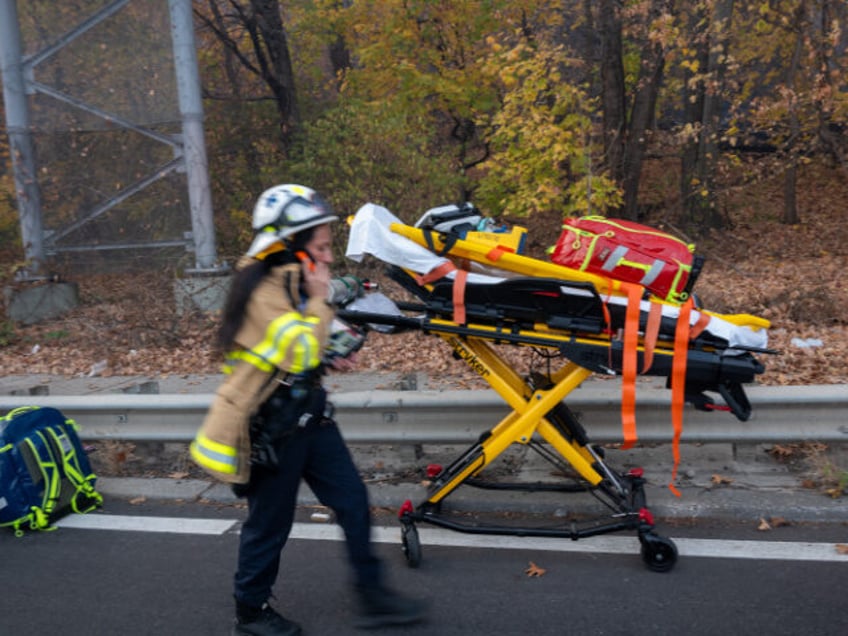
[401,523,422,568]
[639,533,678,572]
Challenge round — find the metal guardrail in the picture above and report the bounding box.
[1,384,846,444]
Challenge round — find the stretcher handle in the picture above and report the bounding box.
[337,309,424,331]
[718,381,753,422]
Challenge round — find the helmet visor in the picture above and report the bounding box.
[278,195,336,232]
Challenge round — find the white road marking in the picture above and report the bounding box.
[54,515,848,563]
[299,524,848,563]
[54,513,237,535]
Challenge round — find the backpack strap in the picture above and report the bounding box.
[0,441,44,537]
[5,507,51,538]
[21,432,63,534]
[45,422,103,513]
[3,406,41,419]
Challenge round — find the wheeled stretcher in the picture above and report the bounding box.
[340,204,774,572]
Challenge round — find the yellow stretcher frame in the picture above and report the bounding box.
[343,221,771,573]
[385,319,679,573]
[342,277,687,572]
[423,334,599,505]
[408,314,699,506]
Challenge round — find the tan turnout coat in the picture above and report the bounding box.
[190,257,334,484]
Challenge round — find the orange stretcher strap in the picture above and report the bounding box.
[452,269,469,325]
[689,310,710,340]
[619,283,642,450]
[486,246,508,261]
[600,286,614,335]
[641,301,663,374]
[415,261,456,286]
[485,244,518,262]
[668,296,694,497]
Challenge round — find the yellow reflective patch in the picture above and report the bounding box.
[252,312,321,371]
[190,433,238,475]
[222,312,323,375]
[195,431,236,457]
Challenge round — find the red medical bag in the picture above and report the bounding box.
[550,216,704,303]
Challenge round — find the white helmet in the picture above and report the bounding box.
[246,184,338,257]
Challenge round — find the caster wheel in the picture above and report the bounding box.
[401,523,422,568]
[640,533,678,573]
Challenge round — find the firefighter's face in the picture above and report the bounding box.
[304,223,333,264]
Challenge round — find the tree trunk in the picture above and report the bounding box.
[594,0,671,221]
[597,0,626,183]
[679,0,733,234]
[783,161,799,224]
[811,1,847,170]
[197,1,300,147]
[327,0,353,89]
[782,1,806,225]
[621,0,673,221]
[250,0,300,140]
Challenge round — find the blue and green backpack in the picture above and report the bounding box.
[1,406,102,536]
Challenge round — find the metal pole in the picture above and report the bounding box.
[168,0,220,271]
[0,0,45,276]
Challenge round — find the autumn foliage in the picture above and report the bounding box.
[1,1,847,388]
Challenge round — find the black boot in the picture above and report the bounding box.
[232,600,302,636]
[354,585,429,629]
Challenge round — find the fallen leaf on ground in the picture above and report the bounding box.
[525,561,546,577]
[168,471,190,480]
[129,496,147,505]
[757,518,772,531]
[769,516,790,527]
[768,444,796,459]
[835,544,848,555]
[711,474,734,485]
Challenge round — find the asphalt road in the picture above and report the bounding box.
[2,498,847,636]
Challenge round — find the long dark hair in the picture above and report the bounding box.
[217,226,317,352]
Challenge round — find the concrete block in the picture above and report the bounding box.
[4,281,79,325]
[118,381,160,394]
[173,273,231,315]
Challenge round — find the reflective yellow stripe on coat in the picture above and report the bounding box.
[225,311,322,374]
[190,432,238,475]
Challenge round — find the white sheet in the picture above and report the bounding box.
[346,204,504,284]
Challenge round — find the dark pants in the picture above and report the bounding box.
[233,412,383,607]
